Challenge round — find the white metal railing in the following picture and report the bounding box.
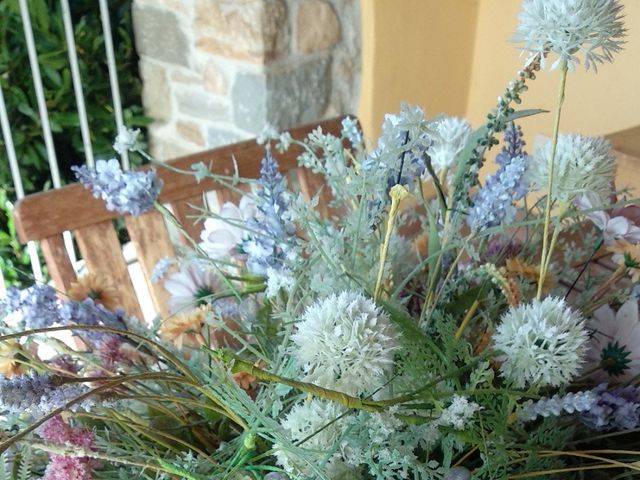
[0,1,130,296]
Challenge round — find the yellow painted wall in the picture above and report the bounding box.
[465,0,640,139]
[359,0,640,142]
[358,0,479,140]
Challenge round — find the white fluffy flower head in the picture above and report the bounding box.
[426,117,472,171]
[291,291,398,396]
[275,399,351,476]
[513,0,626,71]
[527,134,614,203]
[493,297,589,388]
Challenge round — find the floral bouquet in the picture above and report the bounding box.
[1,1,639,479]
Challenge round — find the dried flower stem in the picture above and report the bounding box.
[374,185,409,301]
[537,59,569,299]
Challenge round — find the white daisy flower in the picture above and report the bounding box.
[527,134,615,204]
[513,0,626,71]
[583,298,640,383]
[291,291,398,396]
[426,117,473,172]
[163,262,221,314]
[199,195,257,259]
[493,297,589,388]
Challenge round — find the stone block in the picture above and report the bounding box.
[231,72,268,133]
[194,0,287,63]
[133,5,190,66]
[296,0,341,54]
[175,88,230,122]
[206,126,249,148]
[266,58,331,129]
[177,121,205,146]
[203,61,227,95]
[139,60,172,122]
[172,70,202,85]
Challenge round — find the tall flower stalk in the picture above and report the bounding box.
[537,59,569,299]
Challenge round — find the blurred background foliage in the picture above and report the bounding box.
[0,0,147,288]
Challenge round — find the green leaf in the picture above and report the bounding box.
[505,108,548,122]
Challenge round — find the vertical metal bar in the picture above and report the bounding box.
[0,84,44,283]
[60,0,94,167]
[18,0,76,268]
[19,0,62,188]
[99,0,130,170]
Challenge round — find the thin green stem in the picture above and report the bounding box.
[537,59,569,299]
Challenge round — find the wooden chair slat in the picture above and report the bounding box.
[40,235,77,292]
[170,194,206,244]
[296,168,331,218]
[124,211,176,317]
[74,220,143,319]
[13,116,345,243]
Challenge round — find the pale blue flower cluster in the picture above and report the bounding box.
[0,373,93,415]
[467,123,529,231]
[520,384,640,431]
[73,159,163,216]
[243,151,296,275]
[3,284,128,343]
[364,104,428,195]
[151,256,173,283]
[4,284,59,329]
[519,390,597,421]
[341,116,363,147]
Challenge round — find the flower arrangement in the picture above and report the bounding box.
[1,1,639,478]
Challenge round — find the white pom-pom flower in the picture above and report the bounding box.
[291,291,398,396]
[513,0,626,71]
[426,117,473,172]
[493,297,589,388]
[527,134,614,204]
[275,399,355,478]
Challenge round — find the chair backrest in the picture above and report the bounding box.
[12,116,348,319]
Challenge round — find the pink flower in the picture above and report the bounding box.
[575,193,640,245]
[39,416,98,479]
[44,456,94,480]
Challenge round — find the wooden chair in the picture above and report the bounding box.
[12,116,347,319]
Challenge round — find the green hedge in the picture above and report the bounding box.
[0,0,149,287]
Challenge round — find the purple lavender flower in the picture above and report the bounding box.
[520,384,640,431]
[3,284,61,329]
[467,123,529,231]
[242,150,296,275]
[520,390,598,422]
[0,373,93,415]
[58,298,128,343]
[580,384,640,431]
[73,159,162,216]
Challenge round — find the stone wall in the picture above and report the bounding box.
[132,0,361,160]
